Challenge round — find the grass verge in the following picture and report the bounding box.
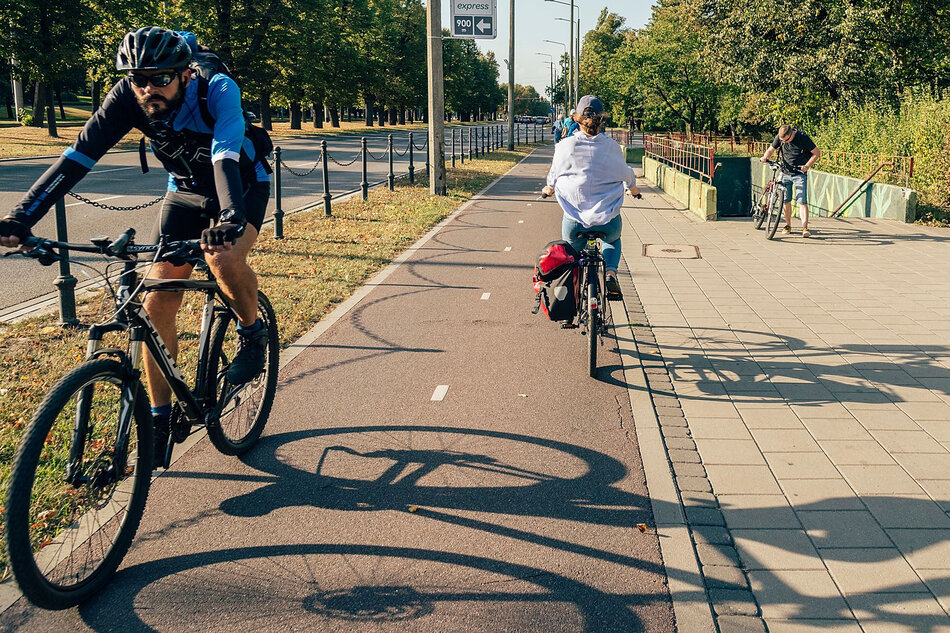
[0,144,538,580]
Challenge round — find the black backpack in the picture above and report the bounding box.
[532,240,579,322]
[191,50,274,168]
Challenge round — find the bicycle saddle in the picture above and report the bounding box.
[575,230,607,241]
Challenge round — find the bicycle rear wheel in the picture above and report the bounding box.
[587,276,600,378]
[752,185,771,230]
[765,188,783,240]
[5,359,153,609]
[205,291,279,455]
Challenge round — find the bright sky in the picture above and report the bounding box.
[439,0,655,104]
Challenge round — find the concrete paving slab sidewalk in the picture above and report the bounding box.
[621,172,950,632]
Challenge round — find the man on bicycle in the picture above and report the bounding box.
[541,95,639,299]
[0,27,271,461]
[760,125,821,238]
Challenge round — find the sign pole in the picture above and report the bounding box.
[507,0,515,150]
[427,0,447,195]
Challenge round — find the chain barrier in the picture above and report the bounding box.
[327,149,363,167]
[278,151,323,177]
[392,140,411,157]
[66,191,166,211]
[412,138,428,151]
[365,146,389,161]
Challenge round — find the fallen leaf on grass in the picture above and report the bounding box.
[637,523,648,533]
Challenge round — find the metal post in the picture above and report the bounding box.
[426,0,446,195]
[361,137,369,200]
[452,128,456,167]
[469,128,474,160]
[507,0,515,151]
[321,140,332,217]
[408,132,415,184]
[460,128,465,164]
[387,134,395,190]
[273,146,284,238]
[53,198,78,326]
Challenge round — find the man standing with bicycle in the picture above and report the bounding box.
[0,27,272,462]
[760,125,821,237]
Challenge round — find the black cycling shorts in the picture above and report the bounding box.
[155,181,270,242]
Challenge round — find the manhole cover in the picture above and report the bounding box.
[642,244,702,259]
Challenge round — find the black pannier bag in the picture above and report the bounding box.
[533,240,579,322]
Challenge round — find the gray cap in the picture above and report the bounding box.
[577,95,605,115]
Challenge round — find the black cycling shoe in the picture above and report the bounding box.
[227,325,268,384]
[152,414,170,469]
[605,273,623,300]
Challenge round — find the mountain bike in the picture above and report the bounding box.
[751,161,788,240]
[3,228,279,609]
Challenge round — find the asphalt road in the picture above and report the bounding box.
[0,122,541,313]
[0,147,675,632]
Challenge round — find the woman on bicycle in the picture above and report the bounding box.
[541,95,640,298]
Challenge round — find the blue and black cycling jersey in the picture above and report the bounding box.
[12,73,269,228]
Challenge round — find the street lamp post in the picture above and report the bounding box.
[542,39,568,113]
[555,16,581,102]
[545,0,575,107]
[535,52,555,113]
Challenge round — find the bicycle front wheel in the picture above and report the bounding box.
[206,291,279,455]
[587,278,599,378]
[766,188,783,240]
[5,359,153,609]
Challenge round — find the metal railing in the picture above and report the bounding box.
[645,133,915,187]
[643,134,715,183]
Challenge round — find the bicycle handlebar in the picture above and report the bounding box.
[7,229,203,266]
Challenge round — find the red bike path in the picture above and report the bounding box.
[0,148,679,632]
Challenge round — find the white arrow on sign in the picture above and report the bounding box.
[476,19,490,33]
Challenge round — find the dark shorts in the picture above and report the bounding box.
[155,181,270,241]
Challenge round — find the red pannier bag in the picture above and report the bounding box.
[532,240,579,322]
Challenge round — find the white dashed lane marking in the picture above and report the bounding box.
[430,385,449,401]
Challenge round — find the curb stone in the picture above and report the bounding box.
[615,255,767,633]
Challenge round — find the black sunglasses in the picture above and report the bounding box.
[128,71,179,89]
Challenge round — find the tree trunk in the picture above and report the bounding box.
[91,79,101,112]
[388,108,397,125]
[290,101,302,129]
[398,108,406,125]
[377,107,385,126]
[31,81,45,127]
[312,101,323,128]
[328,105,340,127]
[4,81,12,120]
[260,92,272,130]
[55,83,65,119]
[45,83,57,137]
[422,107,428,123]
[364,97,375,126]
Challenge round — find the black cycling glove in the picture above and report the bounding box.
[201,210,246,248]
[0,216,32,242]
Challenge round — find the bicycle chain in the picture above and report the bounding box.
[66,191,166,211]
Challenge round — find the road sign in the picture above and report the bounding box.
[450,0,497,39]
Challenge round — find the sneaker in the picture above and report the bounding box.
[152,414,170,469]
[802,228,812,238]
[781,225,792,234]
[227,324,268,384]
[605,273,623,300]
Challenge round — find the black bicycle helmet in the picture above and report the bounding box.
[116,27,192,71]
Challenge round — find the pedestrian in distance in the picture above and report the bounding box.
[541,95,640,299]
[760,124,821,238]
[0,27,274,466]
[552,114,564,143]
